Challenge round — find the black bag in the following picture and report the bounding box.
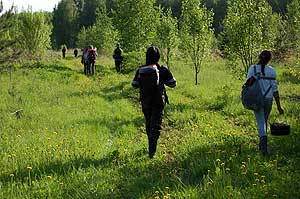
[270,122,290,136]
[138,65,161,99]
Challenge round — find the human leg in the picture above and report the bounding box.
[254,108,268,155]
[148,108,163,158]
[142,105,163,158]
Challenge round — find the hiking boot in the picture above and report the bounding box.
[259,136,268,156]
[148,137,158,159]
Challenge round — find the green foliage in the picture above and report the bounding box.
[122,51,144,73]
[286,0,300,54]
[113,0,160,52]
[77,3,118,55]
[52,0,77,49]
[223,0,279,76]
[155,8,178,69]
[16,10,52,53]
[0,6,16,64]
[180,0,214,85]
[78,0,104,28]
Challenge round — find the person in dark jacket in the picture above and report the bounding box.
[74,48,78,58]
[62,46,67,59]
[113,43,123,72]
[132,46,176,158]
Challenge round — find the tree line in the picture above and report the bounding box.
[0,0,299,84]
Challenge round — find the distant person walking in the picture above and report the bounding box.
[113,43,123,72]
[81,45,97,76]
[245,50,284,155]
[132,46,176,158]
[74,48,78,58]
[62,46,67,59]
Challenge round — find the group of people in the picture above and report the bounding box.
[132,47,283,158]
[61,43,123,76]
[62,44,284,158]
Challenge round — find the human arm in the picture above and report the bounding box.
[132,69,140,88]
[160,66,176,88]
[273,91,284,114]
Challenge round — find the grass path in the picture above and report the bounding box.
[0,53,299,198]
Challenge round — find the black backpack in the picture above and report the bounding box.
[138,65,161,99]
[87,50,95,62]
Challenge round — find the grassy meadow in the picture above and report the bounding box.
[0,51,299,199]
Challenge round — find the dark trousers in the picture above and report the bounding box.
[115,60,122,72]
[84,61,95,76]
[142,105,163,158]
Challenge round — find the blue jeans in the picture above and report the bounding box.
[254,98,273,137]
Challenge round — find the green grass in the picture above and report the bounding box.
[0,52,299,199]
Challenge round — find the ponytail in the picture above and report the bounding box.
[258,50,272,76]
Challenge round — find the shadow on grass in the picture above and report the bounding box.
[1,131,300,198]
[21,62,74,73]
[75,116,144,134]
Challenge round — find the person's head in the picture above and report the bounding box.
[146,46,160,65]
[258,50,272,75]
[258,50,272,66]
[116,43,120,48]
[88,45,93,49]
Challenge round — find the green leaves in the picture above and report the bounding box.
[223,0,279,76]
[17,11,52,52]
[180,0,214,85]
[113,0,159,52]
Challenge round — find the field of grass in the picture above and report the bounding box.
[0,52,299,199]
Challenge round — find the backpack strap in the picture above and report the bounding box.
[263,85,273,97]
[260,77,276,80]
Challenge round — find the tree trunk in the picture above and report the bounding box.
[167,47,170,69]
[195,63,198,85]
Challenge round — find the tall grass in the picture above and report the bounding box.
[0,51,299,198]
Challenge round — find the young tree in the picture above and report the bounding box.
[0,4,17,63]
[222,0,278,76]
[156,8,178,69]
[180,0,214,85]
[286,0,300,54]
[77,3,118,55]
[17,10,52,52]
[113,0,160,52]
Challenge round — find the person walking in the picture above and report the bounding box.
[245,50,284,155]
[113,43,123,72]
[132,46,176,158]
[74,48,78,58]
[62,46,67,59]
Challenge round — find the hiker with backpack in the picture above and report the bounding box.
[81,45,97,76]
[74,48,78,58]
[243,50,284,155]
[132,46,176,158]
[62,46,67,59]
[113,43,123,73]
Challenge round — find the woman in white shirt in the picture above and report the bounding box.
[246,50,284,155]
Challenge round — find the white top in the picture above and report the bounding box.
[246,64,278,99]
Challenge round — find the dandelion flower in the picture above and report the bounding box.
[27,166,32,170]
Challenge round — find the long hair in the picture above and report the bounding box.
[146,46,160,65]
[258,50,272,75]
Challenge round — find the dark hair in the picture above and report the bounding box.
[258,50,272,75]
[146,46,160,65]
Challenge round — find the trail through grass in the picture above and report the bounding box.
[0,53,299,198]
